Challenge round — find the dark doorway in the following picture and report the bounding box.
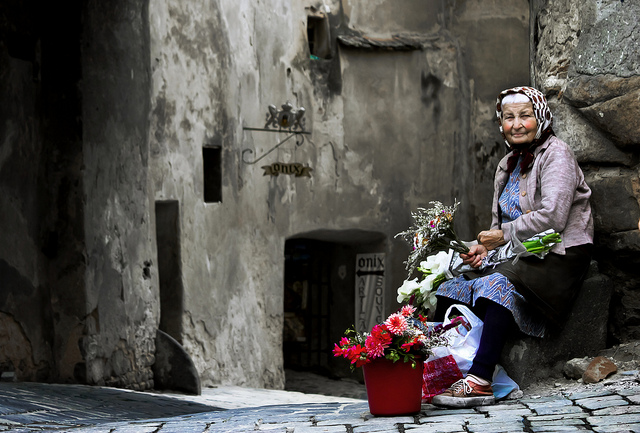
[284,236,373,379]
[155,201,184,343]
[284,239,332,374]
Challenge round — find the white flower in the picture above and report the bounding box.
[419,250,451,276]
[396,278,420,303]
[417,274,439,311]
[416,251,452,311]
[418,273,439,294]
[422,290,438,312]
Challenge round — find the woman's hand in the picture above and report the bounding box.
[460,244,488,268]
[477,229,506,251]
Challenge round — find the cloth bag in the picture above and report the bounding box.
[422,304,519,402]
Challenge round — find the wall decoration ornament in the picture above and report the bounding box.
[264,102,306,131]
[242,102,311,165]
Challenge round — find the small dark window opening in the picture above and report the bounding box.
[203,146,222,203]
[307,15,331,60]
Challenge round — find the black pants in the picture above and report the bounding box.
[434,295,517,382]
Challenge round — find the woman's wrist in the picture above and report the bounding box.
[477,229,506,251]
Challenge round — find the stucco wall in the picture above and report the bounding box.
[0,1,84,382]
[146,0,530,388]
[81,0,158,389]
[148,0,288,387]
[1,0,536,388]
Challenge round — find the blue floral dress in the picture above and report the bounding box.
[435,161,546,337]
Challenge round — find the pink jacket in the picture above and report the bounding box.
[490,135,594,255]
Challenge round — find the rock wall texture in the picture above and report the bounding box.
[531,0,640,342]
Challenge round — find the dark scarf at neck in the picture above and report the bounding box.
[506,127,555,174]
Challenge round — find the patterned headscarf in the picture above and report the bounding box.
[496,86,554,172]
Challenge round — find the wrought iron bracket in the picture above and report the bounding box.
[241,130,311,165]
[242,102,310,165]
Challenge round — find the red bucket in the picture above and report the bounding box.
[362,357,424,416]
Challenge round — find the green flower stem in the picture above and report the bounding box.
[447,229,470,254]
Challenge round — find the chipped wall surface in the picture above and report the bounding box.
[0,0,532,388]
[10,0,639,390]
[0,1,84,382]
[531,0,640,341]
[146,0,530,388]
[148,0,286,388]
[81,0,158,389]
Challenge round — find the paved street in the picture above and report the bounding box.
[1,370,639,432]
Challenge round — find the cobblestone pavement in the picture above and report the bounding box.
[1,370,639,433]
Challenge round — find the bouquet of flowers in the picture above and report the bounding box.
[394,201,562,315]
[333,305,460,370]
[395,200,469,278]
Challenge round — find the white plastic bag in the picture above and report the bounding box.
[492,364,521,399]
[426,304,519,399]
[429,304,483,374]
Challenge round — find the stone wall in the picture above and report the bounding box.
[531,0,640,342]
[143,0,531,388]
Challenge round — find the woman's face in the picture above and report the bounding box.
[500,101,537,146]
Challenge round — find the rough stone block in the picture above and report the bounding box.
[582,356,617,384]
[565,75,640,107]
[585,170,640,233]
[571,0,640,78]
[501,264,612,388]
[563,357,592,380]
[580,89,640,148]
[551,103,634,166]
[600,230,640,253]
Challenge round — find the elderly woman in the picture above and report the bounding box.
[431,86,594,408]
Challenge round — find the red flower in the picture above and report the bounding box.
[400,304,416,317]
[400,337,420,351]
[385,313,408,335]
[365,324,393,358]
[346,344,367,366]
[332,343,345,357]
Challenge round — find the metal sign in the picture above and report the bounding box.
[355,253,385,333]
[261,162,313,177]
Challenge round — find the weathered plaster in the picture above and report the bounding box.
[16,0,637,389]
[81,0,157,388]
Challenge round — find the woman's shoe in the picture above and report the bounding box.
[431,377,495,408]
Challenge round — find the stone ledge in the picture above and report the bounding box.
[599,230,640,252]
[501,264,612,389]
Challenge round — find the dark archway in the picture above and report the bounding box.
[283,229,385,379]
